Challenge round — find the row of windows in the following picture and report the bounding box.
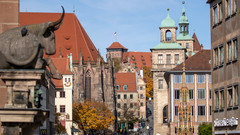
[174,105,212,116]
[174,89,212,100]
[215,85,239,110]
[116,85,128,90]
[55,105,66,113]
[214,38,238,68]
[117,94,135,99]
[174,74,211,84]
[213,0,237,26]
[157,54,179,65]
[117,102,143,109]
[55,91,66,98]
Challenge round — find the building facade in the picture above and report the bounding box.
[151,3,205,134]
[150,10,186,135]
[52,57,73,135]
[166,50,212,135]
[207,0,240,134]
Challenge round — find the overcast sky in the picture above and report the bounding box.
[20,0,210,59]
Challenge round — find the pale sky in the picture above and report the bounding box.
[20,0,210,59]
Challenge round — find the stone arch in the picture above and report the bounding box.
[165,30,171,41]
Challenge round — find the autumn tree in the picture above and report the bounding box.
[113,58,121,73]
[73,100,115,135]
[142,66,153,99]
[55,113,67,134]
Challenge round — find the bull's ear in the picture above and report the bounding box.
[21,27,28,37]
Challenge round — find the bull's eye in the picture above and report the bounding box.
[43,28,51,38]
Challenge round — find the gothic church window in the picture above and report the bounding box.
[85,70,91,100]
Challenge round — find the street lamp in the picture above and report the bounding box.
[146,125,150,135]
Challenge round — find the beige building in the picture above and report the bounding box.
[150,10,186,135]
[115,62,146,131]
[151,4,204,135]
[207,0,240,134]
[166,50,212,135]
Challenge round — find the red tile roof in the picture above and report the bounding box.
[192,33,202,52]
[171,50,211,71]
[51,57,73,88]
[115,73,137,92]
[122,52,152,70]
[107,42,128,50]
[20,12,99,63]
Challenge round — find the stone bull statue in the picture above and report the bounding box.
[0,6,66,79]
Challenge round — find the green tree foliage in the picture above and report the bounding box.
[113,58,121,73]
[55,113,67,134]
[198,122,212,135]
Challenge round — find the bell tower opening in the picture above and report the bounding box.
[166,30,171,41]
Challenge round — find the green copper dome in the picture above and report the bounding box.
[179,5,189,24]
[160,13,177,28]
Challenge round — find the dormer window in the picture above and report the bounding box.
[166,30,171,41]
[123,85,128,90]
[116,85,120,90]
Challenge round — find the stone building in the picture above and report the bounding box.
[166,50,212,135]
[150,4,204,135]
[207,0,240,134]
[20,12,116,132]
[106,42,128,61]
[150,10,186,135]
[20,12,115,108]
[115,61,146,131]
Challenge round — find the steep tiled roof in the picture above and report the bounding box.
[192,33,202,52]
[122,52,152,70]
[51,57,73,88]
[171,50,211,71]
[115,73,137,92]
[20,12,99,62]
[107,42,128,50]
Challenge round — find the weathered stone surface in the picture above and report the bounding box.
[0,7,65,79]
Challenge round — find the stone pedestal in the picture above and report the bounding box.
[0,69,50,135]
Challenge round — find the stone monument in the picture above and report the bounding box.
[0,6,65,135]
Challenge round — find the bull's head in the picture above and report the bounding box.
[24,6,65,55]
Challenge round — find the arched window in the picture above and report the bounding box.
[165,30,171,41]
[85,70,91,100]
[163,105,168,123]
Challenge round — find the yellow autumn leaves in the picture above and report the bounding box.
[73,100,115,132]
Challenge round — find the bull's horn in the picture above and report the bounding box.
[50,6,65,30]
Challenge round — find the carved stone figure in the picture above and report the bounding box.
[0,6,65,79]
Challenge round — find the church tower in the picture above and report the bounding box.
[176,2,194,53]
